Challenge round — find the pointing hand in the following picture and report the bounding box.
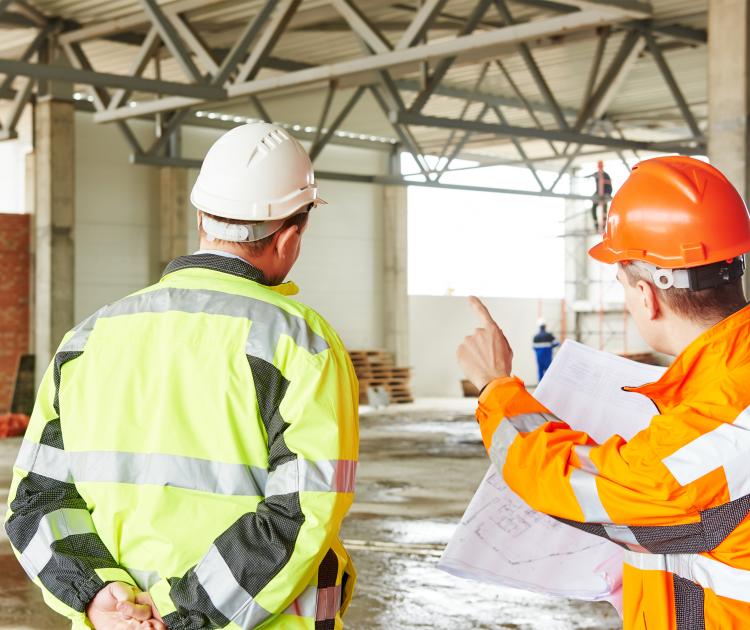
[457,296,514,391]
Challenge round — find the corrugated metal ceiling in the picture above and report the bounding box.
[0,0,709,165]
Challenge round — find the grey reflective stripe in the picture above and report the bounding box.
[316,585,342,622]
[602,524,648,552]
[15,440,269,497]
[13,439,43,475]
[265,459,357,498]
[59,310,102,354]
[101,287,329,360]
[285,585,317,617]
[18,508,97,579]
[195,545,271,629]
[662,407,750,501]
[508,412,552,433]
[574,444,598,474]
[126,567,161,592]
[488,420,519,473]
[533,342,555,349]
[569,468,612,523]
[624,550,750,603]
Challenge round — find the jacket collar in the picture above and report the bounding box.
[627,302,750,407]
[161,254,299,296]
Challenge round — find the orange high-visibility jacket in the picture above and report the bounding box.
[477,305,750,630]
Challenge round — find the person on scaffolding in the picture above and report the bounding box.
[587,160,613,232]
[532,318,559,383]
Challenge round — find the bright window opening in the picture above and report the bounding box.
[405,156,566,299]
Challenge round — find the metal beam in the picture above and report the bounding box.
[0,22,52,98]
[0,58,225,99]
[131,151,612,201]
[107,27,160,111]
[170,12,219,76]
[395,0,451,49]
[643,30,702,139]
[139,0,203,83]
[394,111,704,153]
[95,8,622,124]
[549,0,651,18]
[575,29,645,128]
[331,0,392,54]
[213,0,279,85]
[408,0,493,113]
[490,104,547,189]
[2,75,33,135]
[310,85,366,160]
[493,0,569,129]
[235,0,302,83]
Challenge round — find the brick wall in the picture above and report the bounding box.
[0,213,30,413]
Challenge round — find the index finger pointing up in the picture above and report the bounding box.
[469,296,497,328]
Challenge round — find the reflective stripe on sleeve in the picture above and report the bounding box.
[569,444,614,524]
[285,585,317,617]
[194,545,271,629]
[265,459,357,498]
[569,468,612,523]
[16,440,355,499]
[624,550,750,603]
[17,508,97,579]
[101,287,329,361]
[488,413,551,472]
[14,441,269,497]
[662,407,750,500]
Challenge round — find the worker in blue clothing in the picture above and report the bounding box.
[532,319,560,382]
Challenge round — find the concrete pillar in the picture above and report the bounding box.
[708,0,750,294]
[158,166,188,274]
[34,97,75,382]
[382,185,409,366]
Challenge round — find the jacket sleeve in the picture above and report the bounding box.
[4,344,138,629]
[477,377,711,544]
[147,334,359,630]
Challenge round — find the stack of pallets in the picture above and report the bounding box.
[348,350,413,405]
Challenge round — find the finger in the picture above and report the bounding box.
[111,582,136,604]
[469,296,497,328]
[116,600,152,621]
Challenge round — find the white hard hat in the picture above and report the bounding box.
[190,122,326,222]
[537,318,546,327]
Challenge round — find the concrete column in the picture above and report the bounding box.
[158,166,188,274]
[708,0,750,294]
[382,184,409,366]
[34,96,75,382]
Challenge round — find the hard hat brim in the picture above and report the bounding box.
[588,240,618,264]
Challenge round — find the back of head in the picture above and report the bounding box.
[590,156,750,326]
[191,122,325,259]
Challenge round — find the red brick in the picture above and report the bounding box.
[0,214,30,413]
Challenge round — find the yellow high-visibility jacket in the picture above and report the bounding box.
[478,304,750,630]
[5,253,359,630]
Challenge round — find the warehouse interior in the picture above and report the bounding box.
[0,0,739,628]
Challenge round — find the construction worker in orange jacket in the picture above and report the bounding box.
[457,156,750,630]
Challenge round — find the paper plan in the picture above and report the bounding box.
[439,340,667,605]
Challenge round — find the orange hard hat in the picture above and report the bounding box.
[589,156,750,269]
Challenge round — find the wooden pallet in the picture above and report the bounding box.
[350,349,413,405]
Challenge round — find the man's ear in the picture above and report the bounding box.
[636,279,661,320]
[273,223,301,259]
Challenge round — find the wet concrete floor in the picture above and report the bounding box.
[0,404,620,629]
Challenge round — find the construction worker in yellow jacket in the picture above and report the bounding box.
[457,156,750,630]
[5,122,359,630]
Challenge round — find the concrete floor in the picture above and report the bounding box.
[0,402,620,629]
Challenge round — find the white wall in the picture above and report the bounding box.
[409,296,563,397]
[73,114,388,351]
[74,114,159,320]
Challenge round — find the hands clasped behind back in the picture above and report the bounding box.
[86,582,165,630]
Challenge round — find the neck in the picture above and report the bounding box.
[198,239,278,281]
[661,315,723,356]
